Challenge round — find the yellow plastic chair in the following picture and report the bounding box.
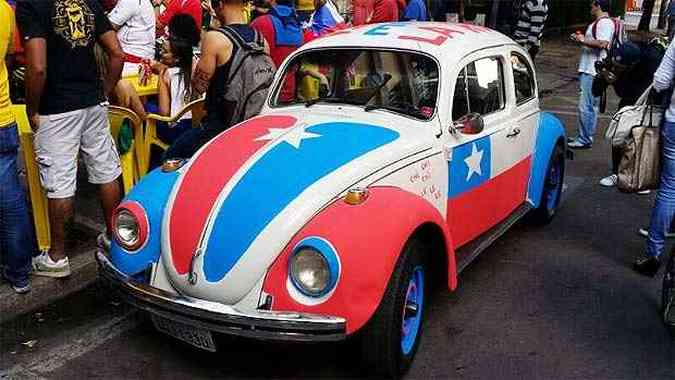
[143,97,205,175]
[108,106,144,194]
[12,105,50,252]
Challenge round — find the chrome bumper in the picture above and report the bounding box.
[96,251,346,342]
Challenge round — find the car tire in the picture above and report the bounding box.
[360,238,428,379]
[528,143,565,225]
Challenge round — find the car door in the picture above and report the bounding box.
[444,50,527,248]
[508,51,540,204]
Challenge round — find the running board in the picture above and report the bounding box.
[455,203,533,274]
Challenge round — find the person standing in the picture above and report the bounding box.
[16,0,125,277]
[250,0,302,102]
[567,0,615,150]
[0,0,32,293]
[351,0,373,25]
[108,0,156,75]
[164,0,272,159]
[634,39,675,277]
[369,0,398,23]
[154,0,202,37]
[512,0,548,61]
[401,0,427,21]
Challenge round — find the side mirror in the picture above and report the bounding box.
[452,113,484,135]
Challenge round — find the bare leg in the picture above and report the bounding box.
[48,197,74,262]
[98,177,122,236]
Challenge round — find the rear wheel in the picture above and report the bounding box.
[528,143,565,225]
[360,239,427,378]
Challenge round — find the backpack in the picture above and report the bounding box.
[591,16,627,56]
[216,26,276,125]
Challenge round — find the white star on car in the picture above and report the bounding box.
[464,143,484,181]
[255,124,322,149]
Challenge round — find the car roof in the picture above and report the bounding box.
[301,22,515,61]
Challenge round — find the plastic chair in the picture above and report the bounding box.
[108,105,144,194]
[143,97,205,175]
[11,104,50,252]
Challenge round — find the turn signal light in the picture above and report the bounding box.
[161,158,186,173]
[344,188,369,205]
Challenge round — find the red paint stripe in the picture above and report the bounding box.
[169,115,297,274]
[448,156,531,247]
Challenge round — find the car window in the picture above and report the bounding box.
[271,49,440,120]
[452,57,505,121]
[511,53,535,104]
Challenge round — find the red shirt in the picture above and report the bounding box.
[250,15,299,102]
[158,0,202,33]
[371,0,399,23]
[352,0,374,26]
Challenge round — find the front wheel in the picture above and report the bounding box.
[527,143,565,225]
[360,239,427,378]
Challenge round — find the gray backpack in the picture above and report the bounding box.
[217,26,275,125]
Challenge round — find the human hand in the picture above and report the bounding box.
[28,112,40,132]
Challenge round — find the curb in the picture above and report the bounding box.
[0,249,100,324]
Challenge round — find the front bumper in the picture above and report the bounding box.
[96,251,347,342]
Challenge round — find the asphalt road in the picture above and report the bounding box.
[3,41,675,379]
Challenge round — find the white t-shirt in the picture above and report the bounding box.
[165,67,191,120]
[578,17,615,76]
[109,0,156,71]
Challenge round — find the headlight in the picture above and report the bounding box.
[288,237,341,299]
[290,248,330,296]
[113,202,149,252]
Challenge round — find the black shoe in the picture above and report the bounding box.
[633,255,661,277]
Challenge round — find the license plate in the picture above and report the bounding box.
[152,315,216,352]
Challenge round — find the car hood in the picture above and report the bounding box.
[161,112,431,304]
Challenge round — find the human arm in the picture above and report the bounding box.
[157,69,171,116]
[654,40,675,93]
[108,0,136,30]
[191,31,232,96]
[23,38,46,130]
[574,19,612,49]
[98,31,125,98]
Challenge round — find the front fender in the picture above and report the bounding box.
[527,112,566,207]
[111,168,179,276]
[261,186,454,334]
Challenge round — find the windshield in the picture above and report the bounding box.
[271,49,439,120]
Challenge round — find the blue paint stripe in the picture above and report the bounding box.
[111,168,179,276]
[203,122,399,282]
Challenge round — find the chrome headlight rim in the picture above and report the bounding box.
[288,237,341,298]
[113,201,149,253]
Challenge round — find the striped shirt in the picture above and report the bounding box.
[513,0,548,48]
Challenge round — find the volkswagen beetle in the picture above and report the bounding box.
[97,22,566,378]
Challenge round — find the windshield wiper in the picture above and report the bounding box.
[364,102,430,119]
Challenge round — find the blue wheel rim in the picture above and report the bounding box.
[544,156,563,211]
[401,266,424,355]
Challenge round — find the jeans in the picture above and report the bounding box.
[0,124,34,287]
[576,73,600,145]
[647,121,675,258]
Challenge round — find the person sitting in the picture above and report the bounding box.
[108,0,156,75]
[147,14,200,146]
[153,0,202,37]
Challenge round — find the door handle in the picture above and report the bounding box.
[506,127,521,138]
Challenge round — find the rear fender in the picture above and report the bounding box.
[262,186,455,334]
[527,112,566,207]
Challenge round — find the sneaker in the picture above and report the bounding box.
[633,254,661,277]
[637,228,675,238]
[637,189,652,195]
[599,174,618,187]
[11,283,31,294]
[567,140,592,149]
[32,251,71,278]
[97,233,111,252]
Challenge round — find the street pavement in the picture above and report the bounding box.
[2,37,675,379]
